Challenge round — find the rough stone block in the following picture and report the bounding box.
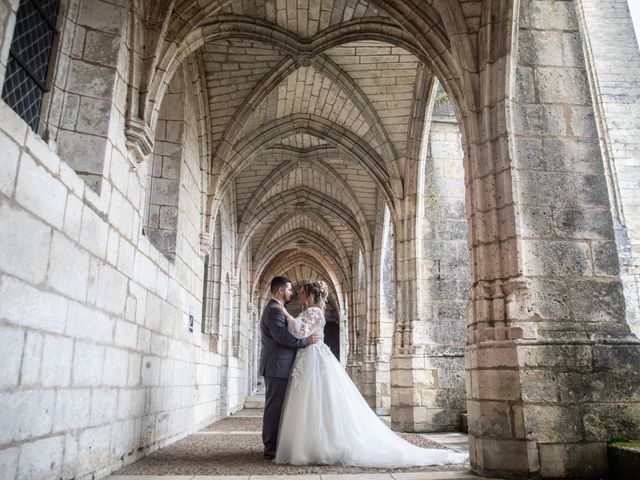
[0,276,67,334]
[520,369,558,403]
[95,262,128,315]
[67,59,116,100]
[79,204,109,258]
[114,319,138,349]
[0,325,23,388]
[0,101,28,143]
[76,425,111,477]
[18,435,64,480]
[127,353,142,386]
[466,400,513,438]
[523,405,583,443]
[582,403,640,442]
[109,188,134,237]
[518,344,592,369]
[544,138,603,173]
[53,389,91,431]
[568,106,598,139]
[574,173,611,208]
[515,104,566,136]
[0,446,18,480]
[538,442,607,478]
[83,30,121,66]
[474,369,521,400]
[472,437,536,473]
[141,355,160,386]
[592,241,620,276]
[0,390,55,444]
[61,433,79,479]
[25,129,59,175]
[15,152,67,229]
[110,419,136,463]
[63,193,84,242]
[535,67,590,105]
[76,96,111,136]
[20,331,42,387]
[102,346,129,387]
[47,232,90,301]
[72,341,104,387]
[58,130,108,176]
[554,208,613,240]
[0,201,52,284]
[0,129,20,197]
[521,239,591,277]
[66,302,113,343]
[90,388,118,426]
[41,335,74,387]
[518,30,564,67]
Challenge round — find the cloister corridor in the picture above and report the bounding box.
[1,1,640,479]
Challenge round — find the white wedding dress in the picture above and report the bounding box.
[274,306,468,467]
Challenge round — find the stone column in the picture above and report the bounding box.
[346,250,366,387]
[374,208,395,415]
[389,195,436,432]
[466,0,640,477]
[360,203,394,413]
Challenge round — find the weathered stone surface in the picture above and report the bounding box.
[1,1,639,479]
[0,201,51,284]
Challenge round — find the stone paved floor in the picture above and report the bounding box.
[107,398,500,480]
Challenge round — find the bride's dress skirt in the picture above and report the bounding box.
[275,343,468,467]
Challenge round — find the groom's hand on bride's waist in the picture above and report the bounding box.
[308,333,321,345]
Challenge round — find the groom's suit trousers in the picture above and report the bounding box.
[263,376,289,454]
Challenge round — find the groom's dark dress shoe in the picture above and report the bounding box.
[263,452,275,460]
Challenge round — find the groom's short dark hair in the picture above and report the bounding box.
[270,276,290,294]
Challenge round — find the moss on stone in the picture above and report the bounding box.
[608,440,640,448]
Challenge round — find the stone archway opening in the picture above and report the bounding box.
[3,1,640,479]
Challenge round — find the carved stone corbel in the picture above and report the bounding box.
[199,232,212,259]
[125,118,154,163]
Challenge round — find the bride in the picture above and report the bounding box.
[274,280,468,467]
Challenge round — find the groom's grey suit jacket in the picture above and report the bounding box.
[259,298,308,379]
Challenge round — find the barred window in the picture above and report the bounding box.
[2,0,59,131]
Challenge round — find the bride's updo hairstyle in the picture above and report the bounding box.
[303,281,328,310]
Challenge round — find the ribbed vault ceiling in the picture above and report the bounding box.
[153,0,468,304]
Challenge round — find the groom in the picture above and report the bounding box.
[259,276,319,459]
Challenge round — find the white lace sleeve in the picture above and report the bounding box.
[286,307,323,339]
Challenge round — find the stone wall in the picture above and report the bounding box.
[577,0,640,336]
[465,0,640,476]
[421,91,469,431]
[0,2,251,479]
[144,68,185,260]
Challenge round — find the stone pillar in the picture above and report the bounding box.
[390,195,436,432]
[43,0,129,192]
[361,203,394,413]
[467,0,640,477]
[373,209,395,415]
[346,249,366,387]
[419,90,469,432]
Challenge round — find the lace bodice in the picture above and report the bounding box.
[284,306,325,341]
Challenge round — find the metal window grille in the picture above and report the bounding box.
[1,0,59,131]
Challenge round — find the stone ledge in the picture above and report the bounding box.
[608,442,640,480]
